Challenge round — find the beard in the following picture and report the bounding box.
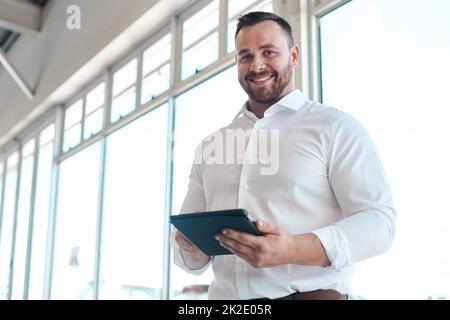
[239,63,294,105]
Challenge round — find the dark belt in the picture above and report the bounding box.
[257,289,347,300]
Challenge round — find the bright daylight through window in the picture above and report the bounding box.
[320,0,450,299]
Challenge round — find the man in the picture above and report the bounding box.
[171,11,396,300]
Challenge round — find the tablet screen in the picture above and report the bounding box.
[170,209,262,256]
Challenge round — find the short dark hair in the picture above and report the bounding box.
[235,11,294,47]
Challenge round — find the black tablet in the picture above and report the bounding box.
[170,209,262,256]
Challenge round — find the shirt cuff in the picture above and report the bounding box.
[178,247,214,275]
[171,229,213,275]
[311,225,353,271]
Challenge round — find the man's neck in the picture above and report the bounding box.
[247,100,270,119]
[247,87,296,119]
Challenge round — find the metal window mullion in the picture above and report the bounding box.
[171,16,182,88]
[299,0,315,100]
[43,106,64,300]
[7,145,23,300]
[0,160,7,238]
[219,0,228,58]
[312,0,352,18]
[136,52,143,108]
[313,16,323,102]
[162,98,175,301]
[92,70,112,300]
[23,137,40,300]
[163,15,181,301]
[59,106,67,157]
[103,70,113,132]
[80,97,86,143]
[93,137,107,300]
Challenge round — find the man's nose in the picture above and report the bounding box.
[250,56,266,73]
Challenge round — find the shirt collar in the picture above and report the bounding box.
[233,102,258,121]
[233,89,307,120]
[265,89,306,116]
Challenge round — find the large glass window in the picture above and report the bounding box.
[28,124,55,299]
[182,0,220,79]
[320,0,450,299]
[10,140,35,299]
[84,83,105,140]
[63,100,83,152]
[111,59,138,122]
[227,0,273,53]
[141,34,172,104]
[0,152,19,299]
[171,66,247,298]
[51,142,101,299]
[99,104,168,299]
[63,83,105,153]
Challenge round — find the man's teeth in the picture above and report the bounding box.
[251,75,273,83]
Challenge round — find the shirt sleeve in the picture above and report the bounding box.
[170,147,213,275]
[312,115,396,271]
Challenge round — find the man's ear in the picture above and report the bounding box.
[290,44,300,67]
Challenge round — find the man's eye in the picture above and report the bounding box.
[263,50,274,56]
[240,55,252,61]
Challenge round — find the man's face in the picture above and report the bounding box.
[235,21,299,105]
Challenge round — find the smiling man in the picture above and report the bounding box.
[171,11,396,300]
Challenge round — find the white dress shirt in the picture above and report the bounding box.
[171,89,396,299]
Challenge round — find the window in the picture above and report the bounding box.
[171,66,247,298]
[63,100,83,152]
[28,124,55,299]
[182,0,220,79]
[319,0,450,299]
[84,83,105,139]
[10,139,35,300]
[63,83,106,153]
[141,34,172,104]
[227,0,273,53]
[111,59,138,122]
[51,142,101,299]
[99,104,168,299]
[0,152,19,299]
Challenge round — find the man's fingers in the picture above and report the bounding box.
[256,220,282,235]
[219,229,259,248]
[216,235,254,257]
[176,231,197,251]
[219,241,259,267]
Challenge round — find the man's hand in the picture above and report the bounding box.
[215,220,330,268]
[175,230,211,270]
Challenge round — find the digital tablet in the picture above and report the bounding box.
[170,209,262,256]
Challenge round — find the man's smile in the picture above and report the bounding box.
[248,74,275,86]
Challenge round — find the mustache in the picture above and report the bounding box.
[245,71,277,81]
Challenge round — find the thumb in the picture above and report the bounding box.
[256,220,282,235]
